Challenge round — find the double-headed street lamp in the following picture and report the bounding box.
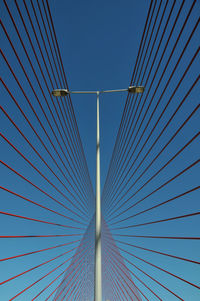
[52,85,144,301]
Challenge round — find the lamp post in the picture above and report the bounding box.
[52,86,144,301]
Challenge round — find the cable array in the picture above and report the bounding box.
[1,0,94,299]
[102,0,200,300]
[0,0,199,300]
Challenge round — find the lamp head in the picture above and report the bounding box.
[128,86,144,93]
[52,89,69,97]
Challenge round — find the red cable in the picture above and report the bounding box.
[0,246,79,286]
[45,229,93,299]
[65,264,88,301]
[10,255,75,301]
[0,159,86,221]
[131,0,158,86]
[112,0,165,179]
[106,37,199,214]
[103,220,151,300]
[29,0,60,85]
[102,225,141,300]
[14,242,90,300]
[59,254,91,300]
[107,13,199,212]
[104,254,129,300]
[106,270,122,300]
[108,151,199,222]
[0,66,87,218]
[102,0,156,203]
[104,248,134,300]
[49,242,93,301]
[102,0,175,204]
[1,132,88,218]
[66,243,94,300]
[22,0,92,203]
[0,49,90,213]
[35,0,63,84]
[41,0,94,201]
[103,231,184,300]
[70,275,87,301]
[0,234,82,238]
[103,0,188,201]
[63,245,94,300]
[0,186,85,225]
[1,5,89,213]
[115,239,200,265]
[134,0,169,85]
[117,244,200,289]
[122,252,184,300]
[104,235,179,301]
[33,244,90,299]
[110,78,199,196]
[113,234,200,240]
[111,186,199,225]
[112,211,200,230]
[103,251,128,300]
[0,239,80,262]
[45,0,95,202]
[0,240,80,262]
[104,239,146,301]
[41,0,65,85]
[103,0,197,207]
[108,126,200,221]
[0,210,84,230]
[60,263,86,301]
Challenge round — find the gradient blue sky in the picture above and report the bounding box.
[0,0,199,300]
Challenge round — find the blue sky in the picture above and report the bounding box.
[0,0,200,300]
[50,0,150,186]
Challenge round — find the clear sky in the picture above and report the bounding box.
[0,0,199,300]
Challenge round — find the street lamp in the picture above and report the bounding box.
[52,85,144,301]
[52,85,144,97]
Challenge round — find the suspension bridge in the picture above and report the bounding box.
[0,0,199,300]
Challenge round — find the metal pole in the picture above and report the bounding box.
[95,91,102,301]
[51,86,144,301]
